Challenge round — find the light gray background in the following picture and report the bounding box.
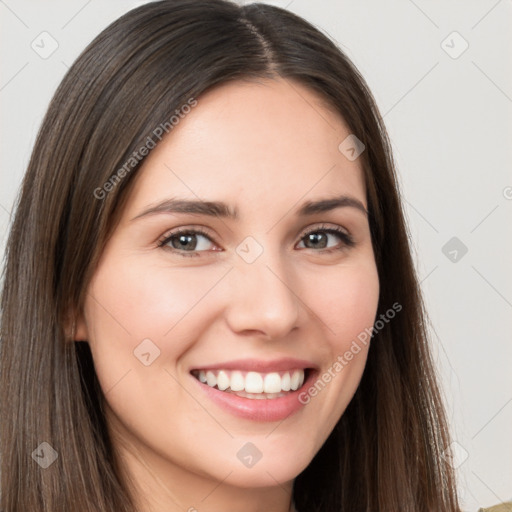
[1,1,511,510]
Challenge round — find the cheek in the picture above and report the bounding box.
[82,258,236,464]
[85,257,230,351]
[297,259,379,423]
[304,258,380,349]
[82,256,234,411]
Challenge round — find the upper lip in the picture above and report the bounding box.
[189,357,318,373]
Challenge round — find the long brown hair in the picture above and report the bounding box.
[0,1,460,510]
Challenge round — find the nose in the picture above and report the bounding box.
[224,247,302,340]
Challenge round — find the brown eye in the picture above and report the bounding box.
[158,228,218,257]
[297,227,354,252]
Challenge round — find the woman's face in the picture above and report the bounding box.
[77,78,379,505]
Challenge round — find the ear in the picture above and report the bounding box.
[74,313,89,342]
[64,309,89,342]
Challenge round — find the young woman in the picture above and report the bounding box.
[0,1,463,510]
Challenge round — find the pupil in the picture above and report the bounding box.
[307,233,326,249]
[173,234,196,250]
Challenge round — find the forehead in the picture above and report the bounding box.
[123,78,366,218]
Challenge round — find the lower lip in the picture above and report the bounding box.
[191,370,317,422]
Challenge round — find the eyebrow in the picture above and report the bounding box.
[130,194,368,222]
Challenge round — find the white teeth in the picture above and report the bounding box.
[216,370,230,391]
[194,368,307,396]
[263,372,282,394]
[290,370,301,391]
[245,372,263,393]
[281,372,291,391]
[206,371,217,388]
[230,371,245,391]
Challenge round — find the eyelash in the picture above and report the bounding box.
[157,224,355,258]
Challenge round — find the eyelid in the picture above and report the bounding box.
[297,222,351,239]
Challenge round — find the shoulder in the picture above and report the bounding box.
[478,502,512,512]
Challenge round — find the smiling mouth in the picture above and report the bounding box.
[190,368,310,399]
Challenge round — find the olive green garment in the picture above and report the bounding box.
[478,502,512,512]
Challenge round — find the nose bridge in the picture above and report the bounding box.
[225,237,301,338]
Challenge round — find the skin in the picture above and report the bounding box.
[75,77,380,512]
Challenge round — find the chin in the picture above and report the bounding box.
[223,460,308,488]
[219,442,314,488]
